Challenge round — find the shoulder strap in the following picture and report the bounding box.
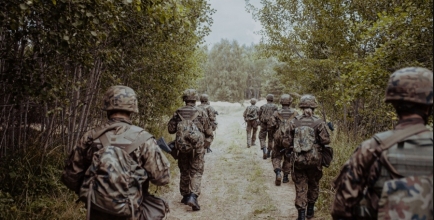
[374,124,429,151]
[374,124,429,179]
[99,126,153,154]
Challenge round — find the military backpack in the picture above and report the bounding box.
[175,110,205,153]
[79,124,152,220]
[245,106,259,121]
[273,109,296,148]
[259,104,275,123]
[292,116,322,169]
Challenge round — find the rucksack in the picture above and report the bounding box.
[292,117,322,169]
[373,124,433,220]
[273,109,296,148]
[79,124,152,220]
[175,110,205,153]
[259,104,275,123]
[246,106,258,121]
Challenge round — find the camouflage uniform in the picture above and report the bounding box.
[271,94,298,185]
[288,95,330,219]
[258,94,278,158]
[243,98,260,147]
[62,86,170,220]
[167,89,211,211]
[331,67,434,220]
[197,94,217,150]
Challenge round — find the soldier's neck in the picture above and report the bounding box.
[186,102,196,107]
[282,105,290,109]
[267,101,273,104]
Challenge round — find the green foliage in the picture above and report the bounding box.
[248,0,433,137]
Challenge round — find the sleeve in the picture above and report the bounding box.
[167,112,179,134]
[243,107,248,120]
[331,139,381,219]
[317,122,331,145]
[61,130,94,194]
[139,137,171,186]
[258,106,263,120]
[207,106,216,122]
[270,111,278,129]
[288,120,296,148]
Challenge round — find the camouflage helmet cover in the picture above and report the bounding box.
[182,89,198,101]
[280,94,293,105]
[385,67,433,105]
[266,94,274,101]
[299,94,318,108]
[250,98,257,104]
[103,85,139,113]
[200,94,209,102]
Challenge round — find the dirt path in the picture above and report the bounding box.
[161,100,298,220]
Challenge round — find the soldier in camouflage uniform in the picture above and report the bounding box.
[259,94,279,159]
[243,98,260,148]
[270,94,298,186]
[197,94,217,151]
[61,85,171,220]
[167,89,211,211]
[331,67,433,220]
[288,94,330,220]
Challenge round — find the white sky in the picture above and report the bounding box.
[204,0,263,47]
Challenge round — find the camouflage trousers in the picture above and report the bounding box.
[246,120,258,146]
[291,166,323,210]
[259,122,274,151]
[178,150,206,196]
[271,145,292,174]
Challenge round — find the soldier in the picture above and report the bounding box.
[197,94,217,152]
[271,94,298,186]
[61,85,171,220]
[243,98,260,148]
[167,89,211,211]
[331,67,433,220]
[288,94,330,220]
[258,94,278,159]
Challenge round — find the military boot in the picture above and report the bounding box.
[274,169,282,186]
[282,173,289,183]
[306,203,315,219]
[297,209,306,220]
[247,138,251,148]
[267,149,271,158]
[262,148,267,159]
[186,193,200,211]
[180,194,189,205]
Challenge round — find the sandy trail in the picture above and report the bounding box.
[160,100,299,220]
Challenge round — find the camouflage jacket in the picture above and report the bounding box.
[270,107,298,129]
[258,102,278,123]
[331,118,432,219]
[197,102,217,131]
[243,105,260,121]
[167,103,211,135]
[62,118,171,194]
[288,114,330,148]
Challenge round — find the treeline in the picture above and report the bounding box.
[0,0,213,155]
[197,39,280,102]
[247,0,433,137]
[0,0,213,218]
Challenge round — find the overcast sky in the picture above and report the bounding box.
[204,0,263,47]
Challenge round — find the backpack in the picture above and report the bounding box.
[259,104,275,123]
[246,106,258,121]
[79,125,152,220]
[273,109,296,148]
[292,117,322,169]
[175,110,205,153]
[373,124,433,220]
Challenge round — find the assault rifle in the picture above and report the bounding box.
[156,137,178,160]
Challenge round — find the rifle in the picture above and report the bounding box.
[156,137,178,160]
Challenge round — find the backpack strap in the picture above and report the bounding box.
[374,124,429,178]
[177,109,199,121]
[99,125,153,154]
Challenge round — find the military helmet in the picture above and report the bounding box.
[182,89,198,101]
[299,94,318,108]
[200,94,209,102]
[266,94,274,101]
[280,94,293,105]
[103,85,139,113]
[385,67,433,105]
[250,98,257,104]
